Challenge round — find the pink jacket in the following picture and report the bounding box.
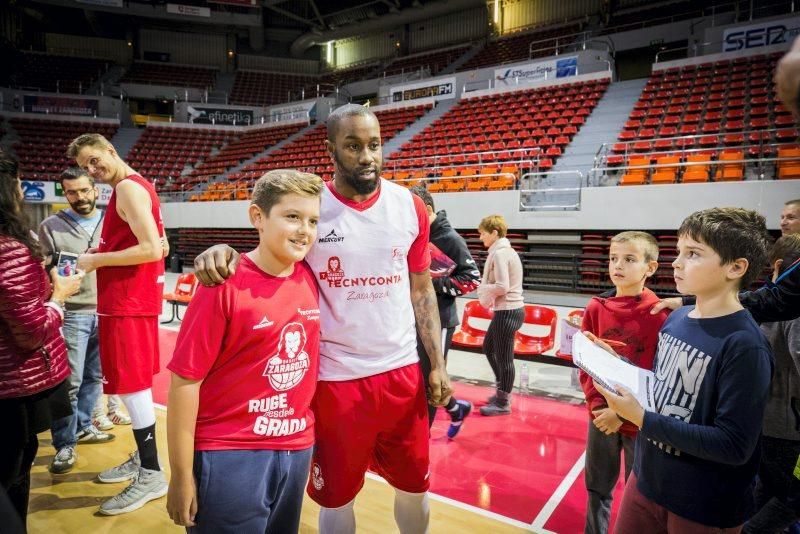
[0,235,69,399]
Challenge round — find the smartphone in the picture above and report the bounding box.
[56,251,80,277]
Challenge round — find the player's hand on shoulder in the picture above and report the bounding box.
[194,244,239,286]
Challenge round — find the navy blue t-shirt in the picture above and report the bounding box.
[634,306,773,527]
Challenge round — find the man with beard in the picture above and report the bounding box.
[194,104,451,533]
[39,167,114,475]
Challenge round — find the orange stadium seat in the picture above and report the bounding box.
[514,305,558,356]
[161,273,198,324]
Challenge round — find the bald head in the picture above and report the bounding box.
[326,104,379,142]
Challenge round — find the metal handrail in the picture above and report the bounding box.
[655,24,800,62]
[519,170,584,210]
[384,147,541,170]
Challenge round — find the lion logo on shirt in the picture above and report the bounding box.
[319,256,345,284]
[263,322,310,391]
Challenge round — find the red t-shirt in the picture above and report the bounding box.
[578,287,670,437]
[168,255,320,450]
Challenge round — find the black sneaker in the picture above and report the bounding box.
[50,446,77,474]
[447,400,472,439]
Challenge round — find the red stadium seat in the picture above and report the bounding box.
[161,273,198,324]
[514,305,558,356]
[452,301,494,349]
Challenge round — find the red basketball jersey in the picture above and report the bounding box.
[97,173,165,316]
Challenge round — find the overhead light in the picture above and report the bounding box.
[326,41,333,63]
[494,0,499,24]
[228,50,235,58]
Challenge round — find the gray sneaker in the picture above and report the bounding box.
[98,467,167,516]
[76,424,115,444]
[479,399,511,416]
[98,451,140,483]
[49,446,77,474]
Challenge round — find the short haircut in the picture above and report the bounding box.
[479,214,508,238]
[326,104,378,142]
[786,198,800,208]
[768,234,800,276]
[251,169,324,216]
[610,231,659,262]
[60,166,94,188]
[409,185,434,211]
[66,133,112,159]
[677,207,770,289]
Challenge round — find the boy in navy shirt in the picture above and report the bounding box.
[594,207,773,532]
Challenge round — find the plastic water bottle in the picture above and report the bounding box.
[520,363,529,393]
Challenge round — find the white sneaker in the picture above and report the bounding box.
[98,467,167,515]
[93,413,115,431]
[98,451,140,483]
[108,411,131,425]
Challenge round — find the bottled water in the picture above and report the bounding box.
[520,363,529,393]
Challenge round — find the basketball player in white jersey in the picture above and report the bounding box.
[195,104,451,534]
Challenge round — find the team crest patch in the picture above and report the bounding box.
[263,322,310,391]
[312,463,325,490]
[319,256,345,283]
[391,246,405,266]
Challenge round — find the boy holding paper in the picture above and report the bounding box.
[595,208,773,532]
[578,231,669,534]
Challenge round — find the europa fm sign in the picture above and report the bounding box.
[722,18,800,52]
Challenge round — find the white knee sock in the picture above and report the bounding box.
[319,500,355,534]
[118,389,156,429]
[394,488,430,534]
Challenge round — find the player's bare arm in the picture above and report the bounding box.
[166,374,202,527]
[410,271,452,406]
[77,180,162,273]
[194,244,240,286]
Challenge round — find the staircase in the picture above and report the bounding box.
[111,127,145,160]
[383,98,459,158]
[440,41,485,74]
[523,78,647,210]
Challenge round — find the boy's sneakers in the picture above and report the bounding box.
[93,413,115,431]
[98,451,140,483]
[108,411,132,425]
[447,400,472,439]
[76,424,115,444]
[49,446,77,474]
[98,467,167,516]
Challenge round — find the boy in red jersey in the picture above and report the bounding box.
[166,170,323,533]
[68,133,168,515]
[579,231,670,533]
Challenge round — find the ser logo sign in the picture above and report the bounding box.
[21,181,45,202]
[723,23,800,52]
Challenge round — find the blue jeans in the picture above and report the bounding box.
[51,312,102,450]
[188,447,313,534]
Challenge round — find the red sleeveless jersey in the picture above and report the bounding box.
[97,174,165,316]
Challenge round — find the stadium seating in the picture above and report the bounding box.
[382,45,470,77]
[385,78,608,190]
[513,305,558,356]
[603,51,797,184]
[161,273,198,323]
[452,300,494,349]
[126,126,235,191]
[229,71,317,107]
[14,52,109,94]
[121,62,217,90]
[10,117,119,182]
[459,23,583,72]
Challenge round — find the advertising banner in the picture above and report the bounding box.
[167,3,211,17]
[390,76,456,103]
[269,100,316,122]
[722,17,800,52]
[24,181,112,205]
[494,56,578,87]
[23,95,99,117]
[187,105,254,125]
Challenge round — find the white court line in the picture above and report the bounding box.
[364,471,536,531]
[530,450,586,532]
[158,323,181,332]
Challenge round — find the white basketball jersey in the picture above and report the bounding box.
[306,180,422,380]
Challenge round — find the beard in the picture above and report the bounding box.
[71,199,96,215]
[333,151,380,195]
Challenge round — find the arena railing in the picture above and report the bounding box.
[655,24,800,62]
[383,147,541,173]
[519,170,586,211]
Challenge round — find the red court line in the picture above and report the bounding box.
[154,327,625,531]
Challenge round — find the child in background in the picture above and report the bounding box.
[595,207,773,532]
[579,231,669,534]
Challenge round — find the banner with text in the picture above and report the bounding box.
[187,105,254,125]
[24,95,99,117]
[23,181,111,205]
[722,17,800,52]
[494,56,578,87]
[390,76,456,103]
[269,100,316,122]
[167,3,211,17]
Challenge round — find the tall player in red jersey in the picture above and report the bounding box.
[195,104,451,533]
[68,134,169,515]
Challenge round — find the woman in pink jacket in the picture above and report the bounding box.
[0,150,81,527]
[477,215,524,416]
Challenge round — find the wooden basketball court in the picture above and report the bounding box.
[28,408,531,533]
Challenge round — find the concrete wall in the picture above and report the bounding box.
[162,179,796,232]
